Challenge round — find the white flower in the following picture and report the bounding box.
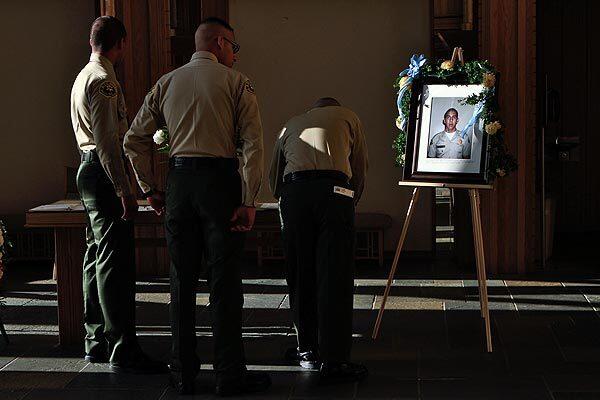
[485,121,502,135]
[153,129,167,145]
[395,116,403,130]
[496,168,506,177]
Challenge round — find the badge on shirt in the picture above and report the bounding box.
[244,80,255,94]
[99,81,117,98]
[333,186,354,199]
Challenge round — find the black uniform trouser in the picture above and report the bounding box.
[76,158,138,363]
[279,177,355,363]
[165,160,246,383]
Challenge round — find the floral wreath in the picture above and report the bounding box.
[393,52,517,180]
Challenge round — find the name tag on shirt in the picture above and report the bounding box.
[333,186,354,199]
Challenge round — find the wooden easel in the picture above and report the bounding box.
[371,181,493,353]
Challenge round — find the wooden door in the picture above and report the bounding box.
[97,0,227,276]
[538,0,600,264]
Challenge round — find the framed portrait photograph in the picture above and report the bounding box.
[403,80,489,184]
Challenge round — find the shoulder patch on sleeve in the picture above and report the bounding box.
[244,80,255,95]
[99,81,117,98]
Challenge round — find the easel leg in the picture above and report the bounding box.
[372,187,421,339]
[469,189,493,353]
[469,190,485,318]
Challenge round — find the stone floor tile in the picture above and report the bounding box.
[3,357,87,373]
[354,295,376,310]
[22,388,164,400]
[135,292,170,304]
[419,347,508,379]
[291,372,357,398]
[553,393,600,399]
[66,363,170,389]
[512,294,592,312]
[354,376,418,399]
[0,371,78,390]
[0,389,30,400]
[243,294,286,309]
[1,356,17,370]
[463,279,506,288]
[432,280,463,287]
[420,377,552,399]
[0,297,32,307]
[373,297,444,311]
[505,280,563,287]
[543,374,600,393]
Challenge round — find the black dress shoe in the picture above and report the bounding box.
[284,347,320,369]
[319,362,368,384]
[84,353,108,363]
[215,371,272,397]
[110,353,169,374]
[169,366,199,395]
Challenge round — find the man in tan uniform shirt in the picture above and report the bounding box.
[269,98,368,383]
[123,17,269,396]
[71,16,165,374]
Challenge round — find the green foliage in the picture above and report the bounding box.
[393,58,517,180]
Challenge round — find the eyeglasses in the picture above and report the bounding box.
[222,37,240,54]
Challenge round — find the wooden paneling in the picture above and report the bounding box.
[478,0,537,273]
[55,227,85,345]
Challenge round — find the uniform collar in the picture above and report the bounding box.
[190,51,219,63]
[89,53,116,79]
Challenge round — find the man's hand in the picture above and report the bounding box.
[147,191,166,216]
[230,206,256,232]
[121,195,138,221]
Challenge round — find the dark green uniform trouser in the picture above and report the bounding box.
[165,158,246,384]
[279,174,355,362]
[77,155,138,363]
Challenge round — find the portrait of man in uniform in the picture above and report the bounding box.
[427,107,472,159]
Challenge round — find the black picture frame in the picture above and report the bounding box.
[402,78,490,185]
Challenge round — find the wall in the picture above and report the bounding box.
[230,0,433,251]
[0,0,96,228]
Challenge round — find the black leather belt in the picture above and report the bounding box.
[81,150,99,162]
[283,169,349,184]
[169,157,239,171]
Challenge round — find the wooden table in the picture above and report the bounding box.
[25,200,279,346]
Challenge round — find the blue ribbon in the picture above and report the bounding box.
[397,54,427,130]
[459,101,484,139]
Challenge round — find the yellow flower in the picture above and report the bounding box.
[440,60,454,70]
[482,73,496,88]
[496,168,506,177]
[395,116,403,130]
[485,121,502,135]
[399,76,410,88]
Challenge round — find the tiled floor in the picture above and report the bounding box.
[2,261,600,399]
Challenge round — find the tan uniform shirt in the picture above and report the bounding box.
[123,51,264,206]
[70,53,132,197]
[269,105,368,201]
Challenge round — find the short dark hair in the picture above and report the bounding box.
[443,108,459,119]
[90,16,127,52]
[199,17,234,32]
